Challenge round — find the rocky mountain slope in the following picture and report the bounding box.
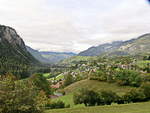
[78,41,124,56]
[0,25,38,77]
[78,33,150,56]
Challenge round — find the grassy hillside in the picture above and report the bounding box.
[46,101,150,113]
[54,80,134,107]
[64,80,133,95]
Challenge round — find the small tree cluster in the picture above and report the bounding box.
[115,69,142,87]
[63,74,75,87]
[29,73,52,96]
[73,85,150,107]
[73,89,118,106]
[46,100,70,109]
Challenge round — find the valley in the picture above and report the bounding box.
[1,25,150,113]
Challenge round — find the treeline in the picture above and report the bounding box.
[89,69,150,87]
[74,82,150,107]
[0,38,39,78]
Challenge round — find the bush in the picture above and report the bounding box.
[116,96,125,104]
[89,70,107,82]
[73,88,98,106]
[64,74,75,86]
[99,90,119,105]
[123,89,146,103]
[140,82,150,100]
[46,100,68,109]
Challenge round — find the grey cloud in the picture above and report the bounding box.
[0,0,150,52]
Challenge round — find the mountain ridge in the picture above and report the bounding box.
[0,25,38,77]
[78,33,150,56]
[26,47,77,64]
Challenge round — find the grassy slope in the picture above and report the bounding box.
[43,73,51,78]
[46,101,150,113]
[54,80,134,107]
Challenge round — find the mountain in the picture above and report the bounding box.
[117,34,150,55]
[26,46,49,64]
[40,51,76,63]
[78,41,125,56]
[78,33,150,56]
[26,46,76,64]
[0,25,38,77]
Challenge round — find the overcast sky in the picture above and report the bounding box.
[0,0,150,53]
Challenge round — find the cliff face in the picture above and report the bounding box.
[0,25,38,78]
[0,25,26,50]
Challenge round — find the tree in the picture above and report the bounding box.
[36,90,48,111]
[0,73,44,113]
[73,88,98,106]
[29,73,52,96]
[115,69,141,87]
[64,74,74,86]
[89,70,107,82]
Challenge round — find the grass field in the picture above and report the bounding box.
[54,80,134,107]
[45,101,150,113]
[47,74,64,81]
[43,73,51,78]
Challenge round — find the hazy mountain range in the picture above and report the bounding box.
[26,46,76,64]
[1,24,150,66]
[78,34,150,56]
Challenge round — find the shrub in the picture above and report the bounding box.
[116,96,125,104]
[99,90,119,105]
[73,88,98,106]
[140,82,150,100]
[46,100,67,109]
[90,70,107,82]
[123,89,146,103]
[64,74,74,86]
